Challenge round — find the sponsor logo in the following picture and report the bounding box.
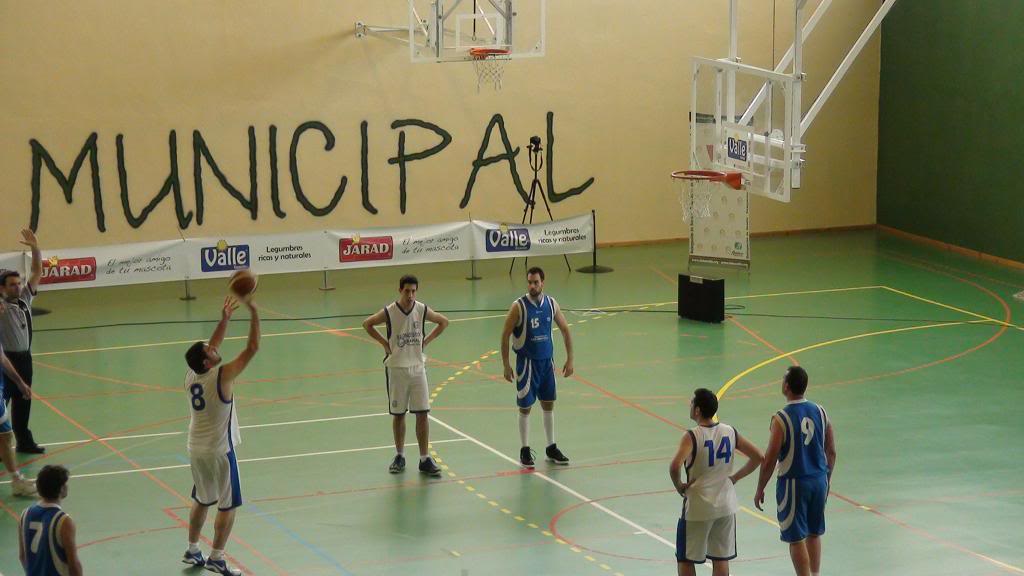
[485,227,531,252]
[340,236,393,262]
[727,136,749,163]
[41,257,97,284]
[200,240,250,272]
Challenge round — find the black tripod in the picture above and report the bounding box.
[510,136,572,275]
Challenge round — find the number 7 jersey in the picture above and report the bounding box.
[776,399,829,479]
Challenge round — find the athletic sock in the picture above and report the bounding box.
[518,412,530,447]
[188,542,201,554]
[210,549,224,561]
[543,410,555,446]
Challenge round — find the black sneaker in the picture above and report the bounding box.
[16,444,45,455]
[545,443,569,465]
[418,457,442,477]
[520,446,536,468]
[389,454,406,474]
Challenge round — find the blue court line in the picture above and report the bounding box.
[247,502,355,575]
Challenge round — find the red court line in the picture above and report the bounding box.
[30,395,279,576]
[548,488,677,562]
[35,360,175,392]
[0,495,22,521]
[830,491,1024,575]
[727,316,799,365]
[570,373,684,430]
[881,250,1024,290]
[79,524,180,549]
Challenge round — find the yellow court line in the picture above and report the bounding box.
[716,319,992,400]
[725,285,884,301]
[881,285,1023,331]
[739,505,779,527]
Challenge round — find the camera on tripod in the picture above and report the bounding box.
[528,135,542,152]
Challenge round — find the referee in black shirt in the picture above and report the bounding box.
[0,229,45,453]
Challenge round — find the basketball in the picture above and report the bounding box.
[228,269,258,297]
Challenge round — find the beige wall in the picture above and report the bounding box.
[0,1,880,252]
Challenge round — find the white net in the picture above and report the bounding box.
[1015,289,1024,302]
[471,52,511,92]
[673,176,715,222]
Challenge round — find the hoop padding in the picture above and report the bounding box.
[469,47,511,92]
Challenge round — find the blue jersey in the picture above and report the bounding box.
[20,503,70,576]
[775,399,829,480]
[512,294,558,360]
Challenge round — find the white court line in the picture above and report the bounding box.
[429,415,675,549]
[0,438,468,485]
[43,412,388,447]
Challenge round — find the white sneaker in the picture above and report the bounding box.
[12,477,37,497]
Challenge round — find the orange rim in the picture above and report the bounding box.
[469,47,511,59]
[670,170,743,190]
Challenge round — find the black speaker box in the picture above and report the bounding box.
[677,274,725,323]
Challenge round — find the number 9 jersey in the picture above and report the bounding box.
[775,399,829,480]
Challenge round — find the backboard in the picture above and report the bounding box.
[407,0,546,63]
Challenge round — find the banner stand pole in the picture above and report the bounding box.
[466,259,482,281]
[319,269,335,291]
[576,210,614,274]
[180,278,197,301]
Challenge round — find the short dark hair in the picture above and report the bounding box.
[36,465,69,501]
[0,270,20,287]
[399,275,419,290]
[526,267,545,281]
[185,341,208,373]
[784,366,809,395]
[692,388,718,419]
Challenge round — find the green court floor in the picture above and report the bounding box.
[1,229,1022,575]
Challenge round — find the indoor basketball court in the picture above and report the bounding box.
[0,2,1021,575]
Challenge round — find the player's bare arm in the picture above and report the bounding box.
[754,415,785,511]
[553,307,574,377]
[730,434,764,485]
[362,309,392,355]
[220,300,260,398]
[423,308,449,349]
[61,515,84,576]
[669,432,694,496]
[501,303,520,382]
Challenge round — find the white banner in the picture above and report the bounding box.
[0,213,596,291]
[470,213,594,261]
[184,231,330,279]
[325,221,474,270]
[0,240,192,291]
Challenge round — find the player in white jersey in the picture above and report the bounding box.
[363,275,449,477]
[180,296,259,576]
[669,388,763,576]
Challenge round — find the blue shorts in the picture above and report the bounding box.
[777,474,828,543]
[515,355,556,408]
[0,378,10,434]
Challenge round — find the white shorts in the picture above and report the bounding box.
[386,365,429,415]
[676,513,736,564]
[190,451,243,511]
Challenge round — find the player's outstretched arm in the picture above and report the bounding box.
[362,309,391,356]
[220,300,260,397]
[0,354,31,400]
[60,515,84,576]
[730,433,764,485]
[500,303,520,383]
[669,432,694,497]
[209,296,239,351]
[20,229,42,292]
[553,307,574,377]
[754,415,784,511]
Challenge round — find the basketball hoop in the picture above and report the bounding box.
[671,170,743,221]
[469,47,511,92]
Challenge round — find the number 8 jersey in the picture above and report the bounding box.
[776,399,829,479]
[186,367,241,456]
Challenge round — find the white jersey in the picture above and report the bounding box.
[384,301,427,368]
[684,423,740,521]
[186,367,241,456]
